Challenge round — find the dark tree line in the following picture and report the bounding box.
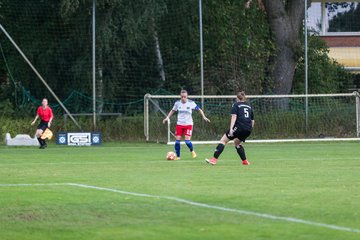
[0,0,354,114]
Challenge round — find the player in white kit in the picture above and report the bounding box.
[163,90,210,160]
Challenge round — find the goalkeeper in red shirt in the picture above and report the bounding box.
[31,98,53,149]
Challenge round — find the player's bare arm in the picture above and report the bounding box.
[252,120,255,128]
[198,109,210,122]
[163,110,175,124]
[48,116,53,128]
[229,114,237,136]
[31,114,39,126]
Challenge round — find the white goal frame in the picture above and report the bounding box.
[144,92,360,144]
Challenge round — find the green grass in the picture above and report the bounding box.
[0,142,359,240]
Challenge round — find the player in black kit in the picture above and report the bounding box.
[206,91,255,165]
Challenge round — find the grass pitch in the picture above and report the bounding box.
[0,142,359,240]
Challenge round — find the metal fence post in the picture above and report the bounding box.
[144,94,150,141]
[199,0,204,109]
[304,0,309,135]
[167,119,171,143]
[356,92,360,137]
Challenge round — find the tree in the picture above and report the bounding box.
[1,0,351,116]
[203,0,272,95]
[261,0,310,94]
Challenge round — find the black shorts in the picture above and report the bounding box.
[225,126,252,142]
[37,121,49,131]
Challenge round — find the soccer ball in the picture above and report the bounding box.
[166,151,176,161]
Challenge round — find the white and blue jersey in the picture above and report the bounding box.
[172,100,199,126]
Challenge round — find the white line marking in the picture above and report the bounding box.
[168,138,360,145]
[1,183,359,234]
[0,183,67,187]
[1,157,360,166]
[0,160,201,166]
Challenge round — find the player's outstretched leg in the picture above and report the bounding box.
[206,134,230,165]
[206,143,225,165]
[235,143,250,165]
[185,140,197,158]
[214,143,225,158]
[175,140,181,159]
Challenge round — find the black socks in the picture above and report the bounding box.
[214,143,225,159]
[235,145,246,160]
[37,137,43,146]
[213,143,247,161]
[37,137,46,147]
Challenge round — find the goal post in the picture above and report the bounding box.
[144,92,360,144]
[144,93,173,142]
[357,94,360,137]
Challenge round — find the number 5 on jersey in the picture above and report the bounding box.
[244,108,249,118]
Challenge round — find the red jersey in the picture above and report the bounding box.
[37,106,53,122]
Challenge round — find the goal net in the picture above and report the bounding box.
[144,93,360,144]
